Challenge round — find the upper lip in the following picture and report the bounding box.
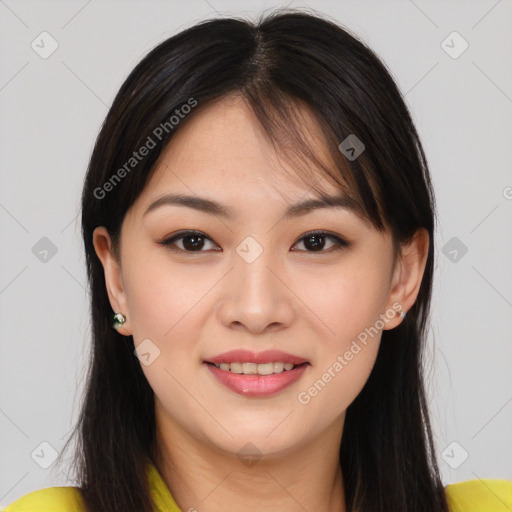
[205,349,309,365]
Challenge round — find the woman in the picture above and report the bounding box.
[5,10,512,512]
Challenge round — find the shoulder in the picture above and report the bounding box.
[445,478,512,512]
[3,486,85,512]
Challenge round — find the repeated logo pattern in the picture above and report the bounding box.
[1,0,510,508]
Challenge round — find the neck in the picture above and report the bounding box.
[151,410,347,512]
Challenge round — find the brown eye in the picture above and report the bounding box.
[159,230,349,254]
[292,231,349,253]
[159,231,220,252]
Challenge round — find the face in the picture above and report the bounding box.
[94,94,425,461]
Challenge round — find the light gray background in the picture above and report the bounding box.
[1,0,511,506]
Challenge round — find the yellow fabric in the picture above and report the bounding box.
[445,478,512,512]
[3,461,512,512]
[3,460,182,512]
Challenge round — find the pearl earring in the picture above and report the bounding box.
[112,312,127,330]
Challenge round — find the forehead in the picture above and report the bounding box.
[137,94,345,207]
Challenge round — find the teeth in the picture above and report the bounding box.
[273,362,284,373]
[254,363,273,375]
[230,362,243,374]
[242,362,258,374]
[212,362,298,375]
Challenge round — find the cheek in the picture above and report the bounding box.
[115,229,226,441]
[121,256,215,427]
[296,338,380,430]
[122,249,211,361]
[293,256,390,412]
[295,285,383,421]
[295,252,392,343]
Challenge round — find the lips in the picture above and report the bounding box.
[203,349,310,397]
[205,349,308,365]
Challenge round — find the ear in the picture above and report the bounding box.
[92,226,132,336]
[382,228,429,330]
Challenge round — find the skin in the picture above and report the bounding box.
[93,94,429,512]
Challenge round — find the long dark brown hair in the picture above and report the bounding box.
[56,9,449,512]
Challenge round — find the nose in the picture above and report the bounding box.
[216,244,296,335]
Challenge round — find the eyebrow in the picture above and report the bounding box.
[143,192,362,219]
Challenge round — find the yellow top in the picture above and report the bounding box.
[2,462,181,512]
[444,478,512,512]
[3,461,512,512]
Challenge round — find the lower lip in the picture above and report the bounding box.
[204,363,309,398]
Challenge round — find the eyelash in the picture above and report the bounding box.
[158,230,349,254]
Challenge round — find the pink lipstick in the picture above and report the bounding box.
[204,349,310,397]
